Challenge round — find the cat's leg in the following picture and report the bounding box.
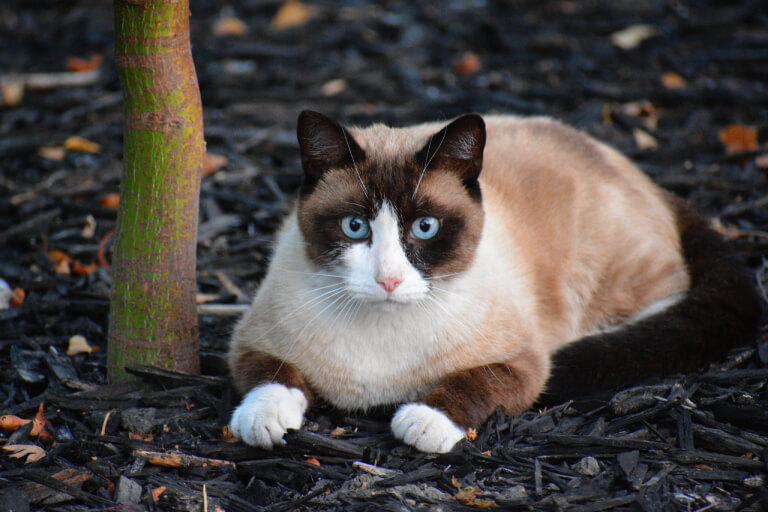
[392,347,548,453]
[230,350,312,449]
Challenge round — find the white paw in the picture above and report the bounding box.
[391,403,465,453]
[230,383,308,449]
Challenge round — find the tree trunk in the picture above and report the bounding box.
[108,0,203,381]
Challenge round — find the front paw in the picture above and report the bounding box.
[230,383,308,449]
[391,403,465,453]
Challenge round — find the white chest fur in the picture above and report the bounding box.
[234,207,527,409]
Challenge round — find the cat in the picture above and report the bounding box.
[227,111,762,453]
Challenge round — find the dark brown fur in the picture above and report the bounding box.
[539,194,764,404]
[232,350,314,401]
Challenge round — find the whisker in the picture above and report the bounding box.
[412,125,448,200]
[271,267,347,279]
[341,127,368,200]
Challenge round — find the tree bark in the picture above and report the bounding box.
[108,0,203,381]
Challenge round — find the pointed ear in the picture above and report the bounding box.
[297,110,365,184]
[416,114,486,186]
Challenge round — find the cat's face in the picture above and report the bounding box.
[295,111,486,305]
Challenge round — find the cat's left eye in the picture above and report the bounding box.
[411,216,440,240]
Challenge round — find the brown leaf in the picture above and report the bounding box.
[689,464,713,470]
[152,486,167,502]
[66,55,103,72]
[329,426,346,437]
[632,128,658,150]
[3,444,47,463]
[1,78,24,107]
[466,428,478,442]
[719,124,758,154]
[31,403,51,439]
[72,261,99,276]
[454,52,481,74]
[661,71,686,89]
[306,457,321,466]
[452,476,497,508]
[0,415,32,432]
[272,0,313,29]
[610,24,656,50]
[67,334,98,356]
[37,146,66,161]
[202,152,228,176]
[64,136,101,154]
[221,425,236,442]
[99,193,120,209]
[10,288,25,307]
[212,16,249,36]
[48,250,72,276]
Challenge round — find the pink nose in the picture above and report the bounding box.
[376,275,403,293]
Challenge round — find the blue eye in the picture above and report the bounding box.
[341,216,370,239]
[411,216,440,240]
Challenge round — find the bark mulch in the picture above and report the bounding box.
[1,0,768,510]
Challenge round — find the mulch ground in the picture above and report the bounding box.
[2,0,768,510]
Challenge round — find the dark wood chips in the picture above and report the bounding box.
[1,0,767,510]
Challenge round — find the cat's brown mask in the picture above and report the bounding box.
[295,111,486,282]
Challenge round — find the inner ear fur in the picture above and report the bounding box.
[297,110,365,184]
[415,114,486,186]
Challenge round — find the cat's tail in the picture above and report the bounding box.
[540,196,765,404]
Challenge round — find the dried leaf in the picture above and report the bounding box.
[1,78,24,107]
[67,334,98,356]
[64,136,101,154]
[321,78,347,97]
[3,444,47,463]
[31,403,51,439]
[689,464,714,470]
[633,128,658,150]
[81,214,96,239]
[466,428,478,441]
[10,288,25,307]
[454,52,481,74]
[222,425,236,442]
[661,71,686,89]
[128,430,154,442]
[272,0,312,29]
[0,415,32,432]
[610,24,656,50]
[719,124,758,154]
[72,261,99,276]
[306,457,321,466]
[37,146,66,161]
[152,486,167,502]
[99,193,120,209]
[212,16,249,36]
[48,250,72,276]
[202,152,228,176]
[66,55,103,72]
[452,476,497,507]
[329,426,346,437]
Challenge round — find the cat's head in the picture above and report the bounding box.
[295,111,485,305]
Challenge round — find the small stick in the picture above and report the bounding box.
[197,303,250,316]
[133,449,236,470]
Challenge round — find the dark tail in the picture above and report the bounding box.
[540,197,765,405]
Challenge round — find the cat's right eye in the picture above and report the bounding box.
[341,216,370,239]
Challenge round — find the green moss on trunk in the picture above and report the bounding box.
[108,0,203,381]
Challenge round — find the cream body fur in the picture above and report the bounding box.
[229,115,689,419]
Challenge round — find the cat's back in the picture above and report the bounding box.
[477,115,689,341]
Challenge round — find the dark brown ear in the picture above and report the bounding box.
[415,114,486,187]
[297,110,365,185]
